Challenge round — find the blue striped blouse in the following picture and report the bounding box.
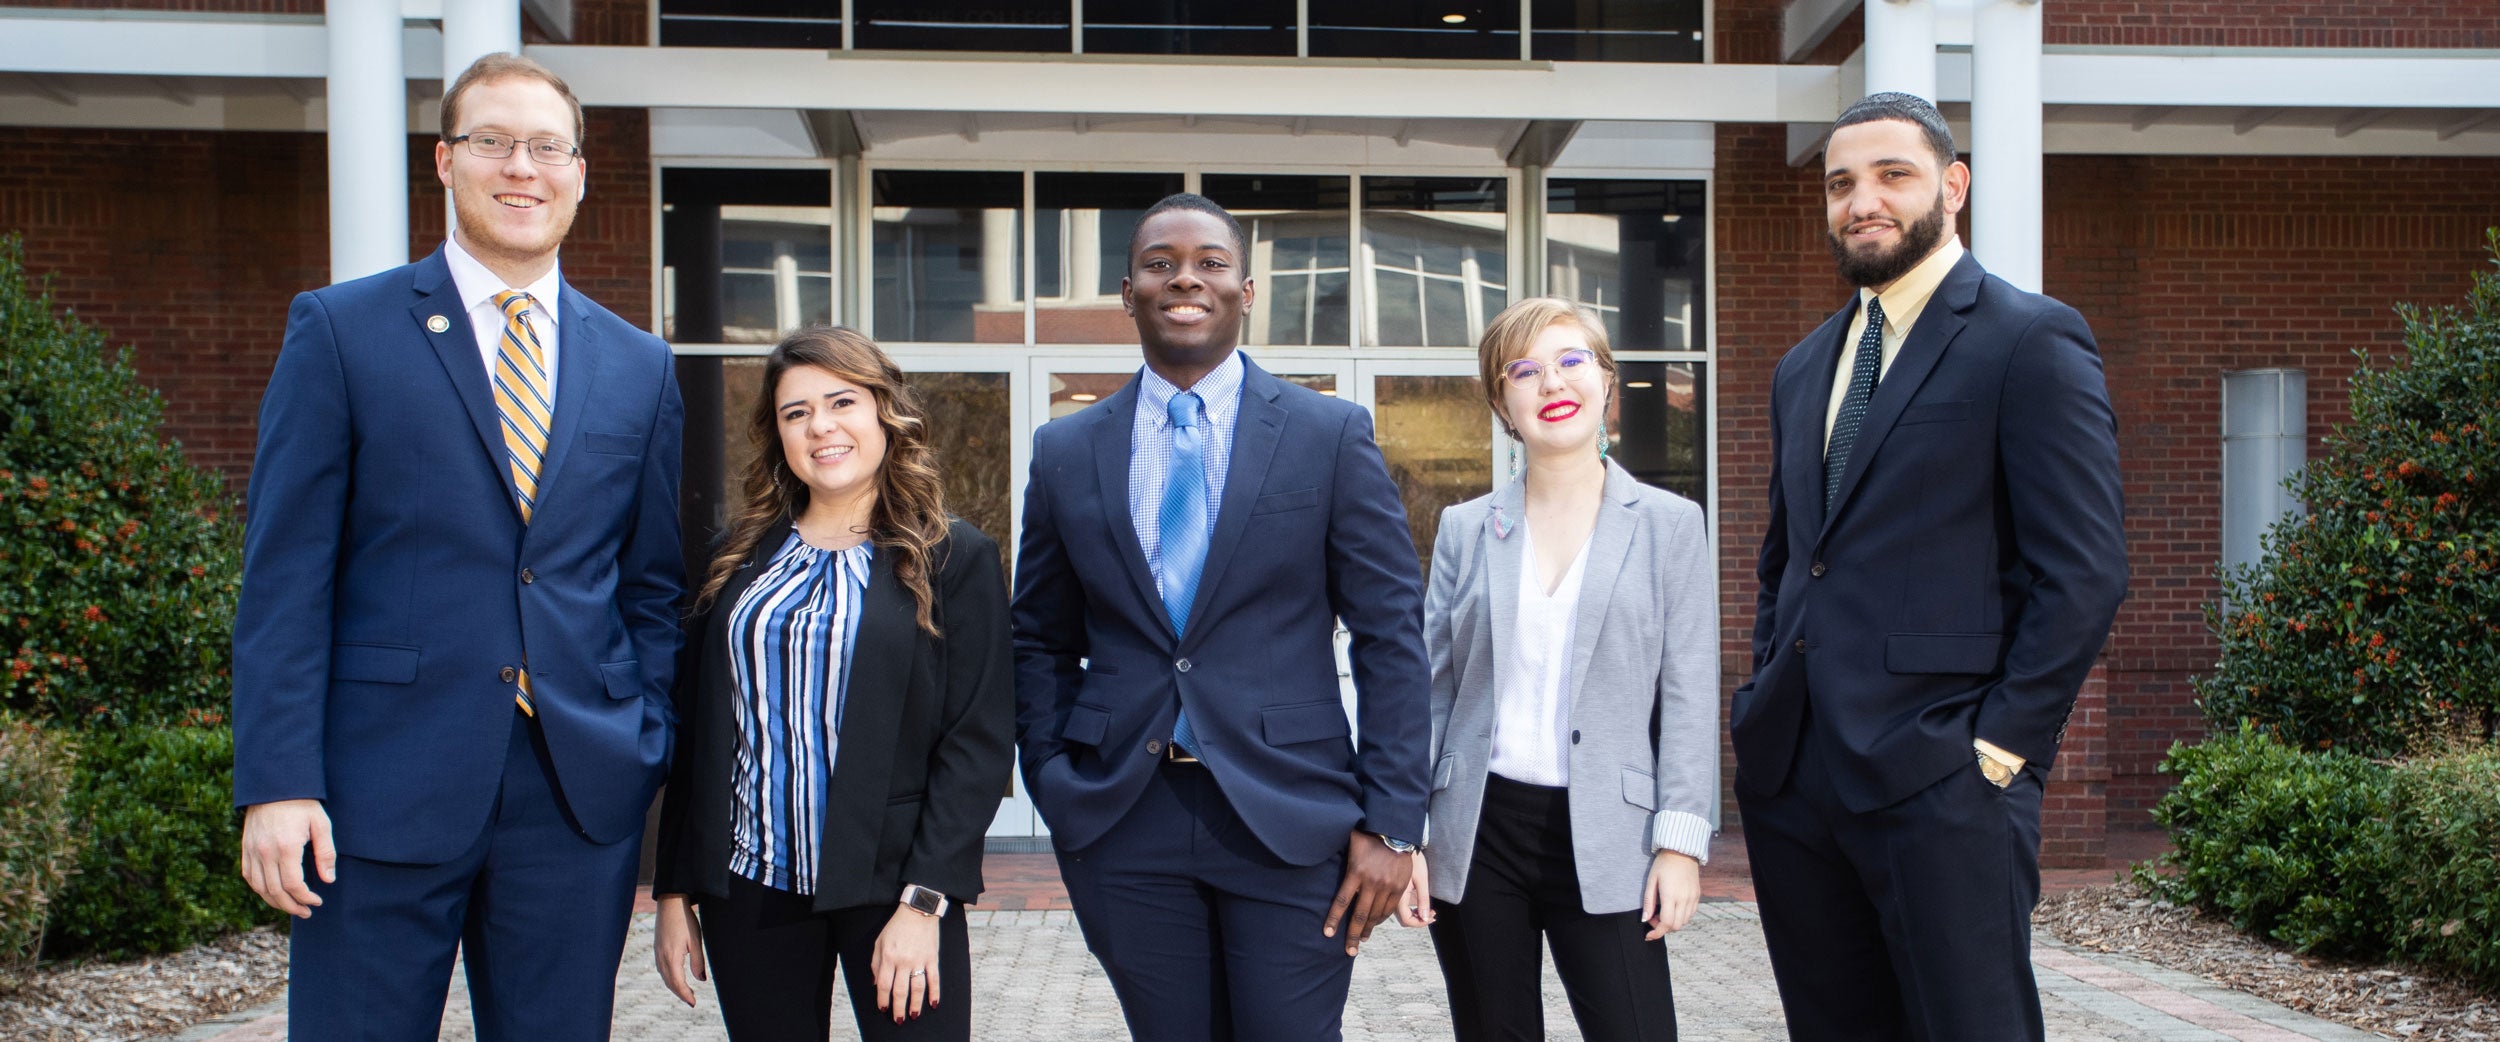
[724,531,875,894]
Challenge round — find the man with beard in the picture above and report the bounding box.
[232,52,683,1039]
[1731,92,2127,1042]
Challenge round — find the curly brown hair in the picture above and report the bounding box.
[693,327,949,634]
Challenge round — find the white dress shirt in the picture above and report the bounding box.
[443,235,564,404]
[1487,517,1591,788]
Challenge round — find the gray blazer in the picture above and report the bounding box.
[1423,459,1720,914]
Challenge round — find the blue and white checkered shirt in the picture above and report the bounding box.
[1129,352,1245,586]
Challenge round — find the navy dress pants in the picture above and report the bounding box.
[1054,759,1357,1042]
[288,711,645,1042]
[1739,721,2047,1042]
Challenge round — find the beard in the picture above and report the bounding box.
[1828,193,1948,288]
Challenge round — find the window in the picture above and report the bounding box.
[871,171,1025,344]
[1083,0,1296,55]
[1308,2,1521,60]
[1545,179,1706,351]
[1364,177,1507,348]
[854,0,1073,51]
[1531,0,1704,62]
[1034,172,1184,344]
[1205,174,1353,348]
[658,0,843,48]
[661,168,835,345]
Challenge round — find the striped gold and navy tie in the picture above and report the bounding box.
[491,290,550,716]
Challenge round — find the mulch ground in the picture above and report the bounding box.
[2037,880,2500,1041]
[0,928,286,1041]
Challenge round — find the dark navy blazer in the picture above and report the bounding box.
[1011,354,1430,866]
[1733,252,2128,813]
[232,247,686,865]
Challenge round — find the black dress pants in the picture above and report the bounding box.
[698,873,972,1042]
[1429,774,1679,1042]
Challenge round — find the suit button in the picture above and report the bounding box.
[1175,658,1192,673]
[1146,738,1165,756]
[1810,562,1827,577]
[499,666,517,683]
[1794,640,1809,654]
[521,568,536,584]
[1571,730,1582,745]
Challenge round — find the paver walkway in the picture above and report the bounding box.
[188,833,2379,1042]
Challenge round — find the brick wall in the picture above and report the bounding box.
[2046,2,2500,49]
[0,107,653,492]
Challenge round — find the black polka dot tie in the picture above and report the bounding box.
[1824,296,1885,514]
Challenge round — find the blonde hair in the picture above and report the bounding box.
[441,52,585,146]
[694,327,950,634]
[1474,297,1618,439]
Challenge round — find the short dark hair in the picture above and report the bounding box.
[1831,92,1957,169]
[441,52,586,147]
[1129,193,1250,273]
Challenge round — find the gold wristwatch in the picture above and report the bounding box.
[1976,750,2016,788]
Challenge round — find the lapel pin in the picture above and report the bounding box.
[427,315,451,333]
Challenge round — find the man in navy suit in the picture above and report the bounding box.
[1732,93,2128,1042]
[231,53,683,1040]
[1012,193,1431,1041]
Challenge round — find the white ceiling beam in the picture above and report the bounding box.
[1782,0,1859,64]
[2129,105,2176,131]
[152,76,195,105]
[0,12,443,81]
[2438,111,2497,141]
[2233,108,2282,134]
[15,73,76,106]
[2334,109,2390,138]
[532,46,1846,124]
[2032,49,2500,110]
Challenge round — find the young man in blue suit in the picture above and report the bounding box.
[1733,93,2128,1042]
[1011,193,1431,1041]
[231,53,684,1040]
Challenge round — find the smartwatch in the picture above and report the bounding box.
[899,883,949,918]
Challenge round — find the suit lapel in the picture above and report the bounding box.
[1819,254,1980,538]
[530,286,605,517]
[1783,302,1856,534]
[1180,358,1284,651]
[1484,475,1527,694]
[1088,377,1167,634]
[1563,461,1641,704]
[832,545,913,782]
[409,249,519,518]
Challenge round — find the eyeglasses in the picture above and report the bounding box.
[448,132,581,167]
[1503,348,1600,387]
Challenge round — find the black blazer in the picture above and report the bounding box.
[654,517,1014,911]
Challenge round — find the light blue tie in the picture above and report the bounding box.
[1160,391,1209,756]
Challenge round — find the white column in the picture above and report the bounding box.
[325,2,408,283]
[1067,209,1102,302]
[1972,0,2044,292]
[1862,0,1939,102]
[981,208,1019,307]
[442,0,523,86]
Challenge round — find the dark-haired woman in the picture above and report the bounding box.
[651,326,1012,1041]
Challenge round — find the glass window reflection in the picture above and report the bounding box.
[872,171,1024,344]
[1371,373,1494,583]
[1613,361,1707,508]
[1531,0,1703,62]
[1545,179,1707,352]
[1365,177,1506,348]
[1084,0,1295,56]
[855,0,1072,51]
[1309,2,1520,60]
[1204,174,1352,348]
[659,0,843,48]
[662,169,834,345]
[1035,172,1184,345]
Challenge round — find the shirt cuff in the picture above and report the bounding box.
[1648,810,1713,865]
[1974,738,2027,772]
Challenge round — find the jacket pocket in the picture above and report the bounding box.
[1897,400,1971,426]
[1621,767,1658,811]
[1263,700,1352,746]
[331,643,419,684]
[1062,703,1111,746]
[601,659,645,700]
[1884,633,2007,676]
[583,431,644,455]
[1249,487,1319,515]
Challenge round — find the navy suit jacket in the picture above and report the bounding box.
[232,247,686,865]
[1732,252,2128,813]
[1011,354,1430,866]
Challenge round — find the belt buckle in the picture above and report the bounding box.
[1163,743,1201,765]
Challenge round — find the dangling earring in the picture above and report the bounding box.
[1509,445,1523,479]
[1596,418,1610,461]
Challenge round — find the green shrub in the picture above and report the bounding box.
[2384,747,2500,988]
[0,714,78,980]
[0,233,242,729]
[2195,231,2500,756]
[2139,727,2398,956]
[41,723,278,960]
